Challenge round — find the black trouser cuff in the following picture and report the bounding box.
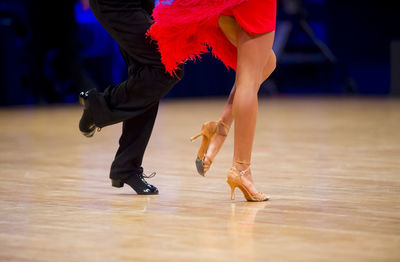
[110,166,143,180]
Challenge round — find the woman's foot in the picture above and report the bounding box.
[191,120,230,176]
[227,161,268,202]
[202,121,230,173]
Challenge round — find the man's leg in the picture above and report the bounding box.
[85,64,175,128]
[110,102,159,180]
[108,101,160,194]
[82,0,181,129]
[79,0,182,194]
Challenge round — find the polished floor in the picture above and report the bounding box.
[0,97,399,261]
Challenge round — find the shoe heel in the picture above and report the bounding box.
[190,132,202,142]
[79,92,90,109]
[111,179,124,188]
[79,96,85,107]
[227,181,236,200]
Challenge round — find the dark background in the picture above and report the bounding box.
[0,0,399,106]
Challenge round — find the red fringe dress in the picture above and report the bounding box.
[147,0,277,75]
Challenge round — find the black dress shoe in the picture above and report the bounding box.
[79,91,98,137]
[111,168,159,195]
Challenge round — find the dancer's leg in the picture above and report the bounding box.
[110,102,159,180]
[220,14,276,160]
[232,28,276,193]
[80,0,182,194]
[218,15,239,47]
[201,84,235,172]
[215,49,276,128]
[85,0,181,129]
[204,16,276,170]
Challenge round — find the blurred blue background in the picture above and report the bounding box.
[0,0,399,106]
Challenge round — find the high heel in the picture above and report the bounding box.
[190,120,230,176]
[229,183,236,200]
[226,161,269,202]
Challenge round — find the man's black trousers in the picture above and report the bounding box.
[87,0,182,180]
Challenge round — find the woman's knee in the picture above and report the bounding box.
[261,50,276,82]
[234,78,262,96]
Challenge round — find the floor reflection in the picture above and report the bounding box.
[228,202,268,258]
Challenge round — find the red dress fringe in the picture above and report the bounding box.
[148,0,276,75]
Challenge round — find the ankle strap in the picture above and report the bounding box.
[216,120,230,136]
[218,120,230,130]
[234,159,250,165]
[233,160,251,176]
[232,165,250,176]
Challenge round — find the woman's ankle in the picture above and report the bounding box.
[233,160,250,174]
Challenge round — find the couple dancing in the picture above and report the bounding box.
[79,0,276,201]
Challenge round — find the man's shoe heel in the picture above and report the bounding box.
[111,179,124,188]
[79,96,85,107]
[79,91,89,108]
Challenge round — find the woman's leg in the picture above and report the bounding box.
[214,49,276,128]
[232,27,276,193]
[203,16,276,173]
[202,84,235,172]
[218,15,239,47]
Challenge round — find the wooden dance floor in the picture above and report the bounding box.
[0,97,399,261]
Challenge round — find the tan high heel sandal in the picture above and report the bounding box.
[190,120,230,176]
[226,160,269,202]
